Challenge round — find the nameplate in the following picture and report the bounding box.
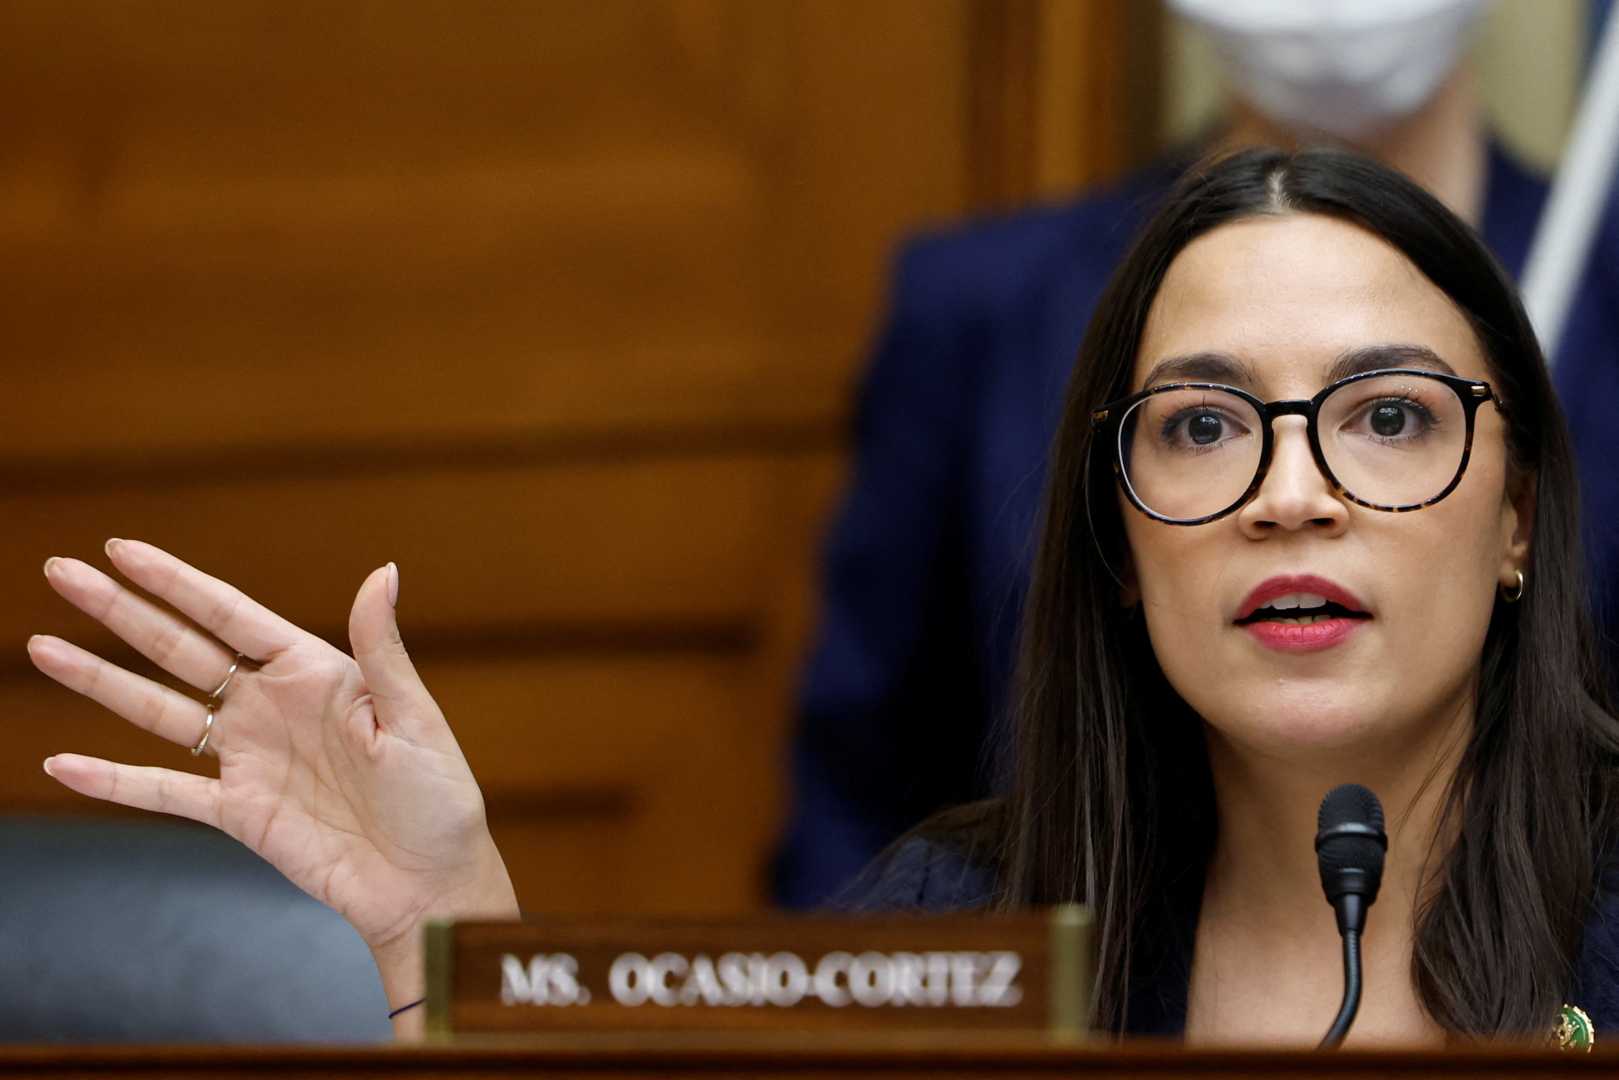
[423,907,1093,1039]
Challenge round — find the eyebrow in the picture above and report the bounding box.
[1140,352,1261,388]
[1140,343,1459,392]
[1323,344,1458,383]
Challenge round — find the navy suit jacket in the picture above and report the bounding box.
[773,143,1619,909]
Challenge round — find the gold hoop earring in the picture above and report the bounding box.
[1501,569,1525,604]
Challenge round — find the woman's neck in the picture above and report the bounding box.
[1203,729,1464,923]
[1187,705,1471,1046]
[1218,66,1488,228]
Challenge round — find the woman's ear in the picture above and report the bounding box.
[1499,472,1536,586]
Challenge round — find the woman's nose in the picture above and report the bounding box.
[1236,417,1349,537]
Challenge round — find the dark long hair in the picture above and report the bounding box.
[995,147,1619,1035]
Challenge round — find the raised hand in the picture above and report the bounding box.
[26,539,518,1031]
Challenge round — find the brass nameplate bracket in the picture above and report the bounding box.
[424,906,1093,1040]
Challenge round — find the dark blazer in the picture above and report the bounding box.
[773,143,1619,909]
[850,837,1619,1041]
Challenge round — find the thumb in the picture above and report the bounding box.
[348,562,432,716]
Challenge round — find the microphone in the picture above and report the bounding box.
[1314,784,1387,1050]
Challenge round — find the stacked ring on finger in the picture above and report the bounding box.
[192,653,245,757]
[191,710,217,757]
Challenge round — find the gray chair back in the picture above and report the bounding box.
[0,817,391,1043]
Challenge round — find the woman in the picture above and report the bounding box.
[863,147,1619,1043]
[26,148,1619,1044]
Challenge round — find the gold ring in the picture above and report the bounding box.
[191,708,216,757]
[208,654,243,704]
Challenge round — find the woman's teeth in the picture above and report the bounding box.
[1238,592,1370,624]
[1267,593,1326,610]
[1237,591,1370,626]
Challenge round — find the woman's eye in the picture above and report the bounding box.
[1160,407,1245,449]
[1369,403,1408,437]
[1355,398,1434,440]
[1188,413,1224,444]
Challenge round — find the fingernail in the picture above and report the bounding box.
[42,757,55,778]
[42,557,59,578]
[386,562,399,608]
[104,538,124,557]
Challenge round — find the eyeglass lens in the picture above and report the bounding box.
[1118,373,1469,521]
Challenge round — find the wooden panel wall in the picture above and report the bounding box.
[0,1,1156,914]
[971,0,1163,208]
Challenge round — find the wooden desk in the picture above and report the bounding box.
[1,1035,1612,1079]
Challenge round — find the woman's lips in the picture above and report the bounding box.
[1234,573,1371,653]
[1241,617,1366,653]
[1235,574,1369,621]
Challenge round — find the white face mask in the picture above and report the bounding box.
[1168,0,1493,141]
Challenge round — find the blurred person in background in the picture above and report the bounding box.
[772,0,1619,908]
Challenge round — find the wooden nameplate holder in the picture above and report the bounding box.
[423,906,1094,1041]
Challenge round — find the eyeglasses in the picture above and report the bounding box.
[1089,368,1503,526]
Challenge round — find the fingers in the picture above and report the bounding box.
[42,556,238,693]
[28,635,213,751]
[348,563,434,734]
[104,539,304,661]
[42,753,221,829]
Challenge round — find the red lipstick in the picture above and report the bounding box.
[1235,574,1370,654]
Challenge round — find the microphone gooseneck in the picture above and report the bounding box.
[1314,784,1387,1050]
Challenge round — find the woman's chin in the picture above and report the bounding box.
[1200,689,1397,758]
